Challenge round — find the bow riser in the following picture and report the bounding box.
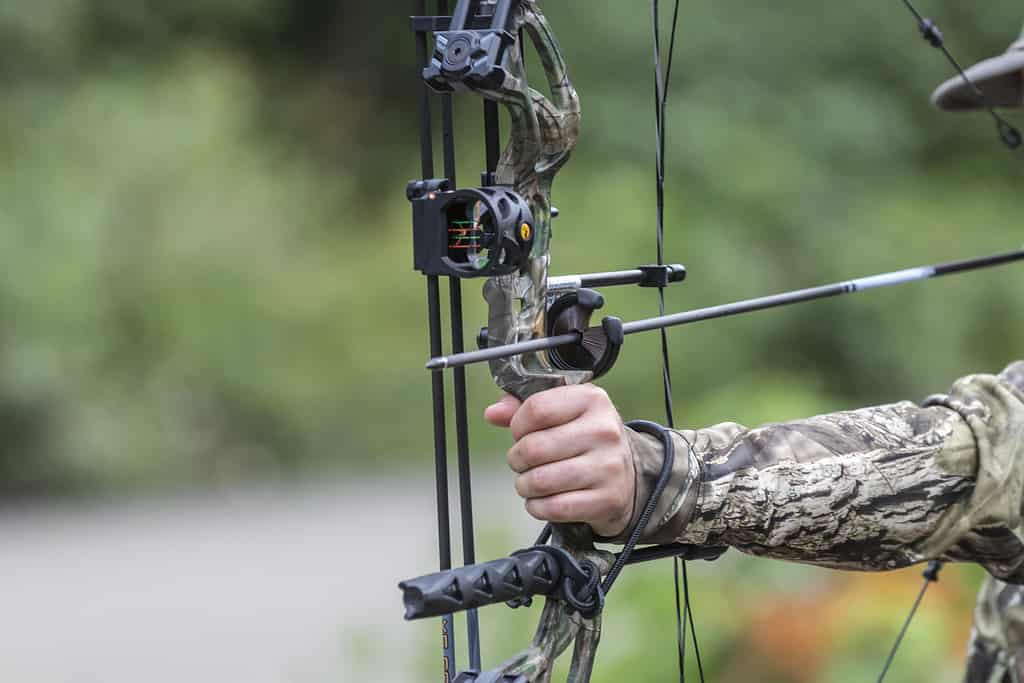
[412,2,616,681]
[458,5,607,680]
[477,1,588,402]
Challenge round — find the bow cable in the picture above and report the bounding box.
[879,2,1022,678]
[652,1,708,681]
[899,0,1022,152]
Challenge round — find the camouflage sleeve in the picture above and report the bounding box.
[963,576,1024,683]
[621,361,1024,581]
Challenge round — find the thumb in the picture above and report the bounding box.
[484,393,521,428]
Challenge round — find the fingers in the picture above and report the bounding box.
[484,393,521,428]
[524,487,633,538]
[508,384,602,441]
[513,451,602,499]
[514,443,631,503]
[506,410,621,473]
[525,489,606,525]
[487,383,636,538]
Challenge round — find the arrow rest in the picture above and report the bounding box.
[545,290,623,380]
[475,288,624,378]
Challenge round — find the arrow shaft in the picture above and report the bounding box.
[427,248,1024,371]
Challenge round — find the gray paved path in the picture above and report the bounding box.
[0,472,525,683]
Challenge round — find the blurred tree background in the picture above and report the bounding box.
[1,1,1021,681]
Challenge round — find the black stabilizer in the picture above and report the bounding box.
[455,672,527,683]
[400,548,562,620]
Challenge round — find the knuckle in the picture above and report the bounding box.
[524,498,547,522]
[584,383,609,403]
[601,453,625,480]
[514,472,530,498]
[517,433,547,467]
[522,393,552,424]
[528,467,549,495]
[548,496,575,522]
[534,462,567,497]
[507,447,524,473]
[593,420,623,445]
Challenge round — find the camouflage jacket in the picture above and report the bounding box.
[623,361,1024,682]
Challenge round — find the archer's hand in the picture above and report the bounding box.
[484,384,636,538]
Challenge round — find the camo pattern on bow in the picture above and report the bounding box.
[466,3,613,680]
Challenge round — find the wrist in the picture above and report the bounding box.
[600,425,700,545]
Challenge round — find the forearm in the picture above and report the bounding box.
[625,362,1024,581]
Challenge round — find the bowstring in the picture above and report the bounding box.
[652,2,707,682]
[877,562,944,683]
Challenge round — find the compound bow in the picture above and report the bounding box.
[399,2,1024,682]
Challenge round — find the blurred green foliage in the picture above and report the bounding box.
[2,1,1021,681]
[0,1,1020,494]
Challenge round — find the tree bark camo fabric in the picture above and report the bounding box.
[622,361,1024,681]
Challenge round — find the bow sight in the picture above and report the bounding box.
[408,180,535,278]
[407,177,659,378]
